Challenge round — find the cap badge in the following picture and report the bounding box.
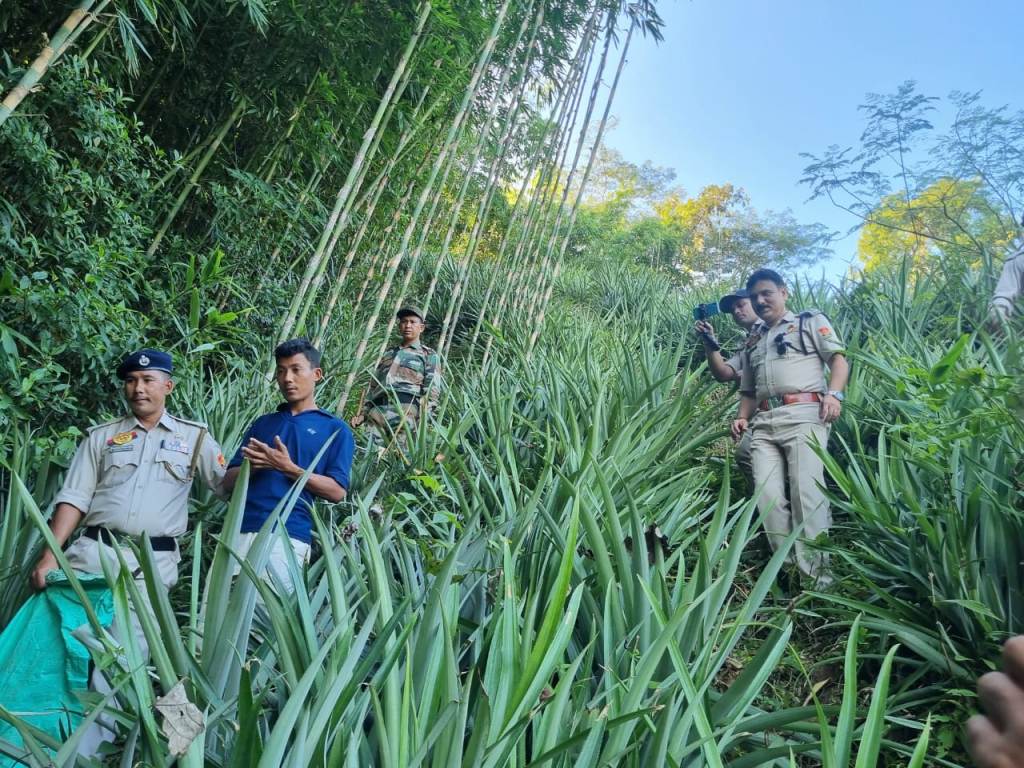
[139,354,150,366]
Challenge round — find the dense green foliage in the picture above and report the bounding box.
[2,1,1023,765]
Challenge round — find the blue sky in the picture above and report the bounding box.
[604,0,1022,280]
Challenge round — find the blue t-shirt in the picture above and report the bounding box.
[229,404,354,543]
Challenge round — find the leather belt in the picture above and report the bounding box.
[83,526,176,552]
[758,392,822,411]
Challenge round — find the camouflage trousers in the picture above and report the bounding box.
[365,402,420,453]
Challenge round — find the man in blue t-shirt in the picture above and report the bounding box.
[222,338,354,592]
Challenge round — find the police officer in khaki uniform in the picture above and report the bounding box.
[694,288,759,480]
[31,348,226,755]
[731,270,849,583]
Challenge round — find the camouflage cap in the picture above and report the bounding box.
[396,305,426,322]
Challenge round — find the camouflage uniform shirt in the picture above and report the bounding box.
[365,340,442,412]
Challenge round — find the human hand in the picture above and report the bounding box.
[350,413,365,428]
[968,636,1024,768]
[241,436,298,475]
[820,394,842,424]
[31,551,58,590]
[731,418,748,442]
[694,320,716,343]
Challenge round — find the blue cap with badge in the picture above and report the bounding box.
[116,348,173,380]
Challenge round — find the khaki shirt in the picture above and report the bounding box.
[740,310,845,402]
[724,351,744,376]
[54,411,226,538]
[724,328,757,375]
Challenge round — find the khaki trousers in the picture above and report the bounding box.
[749,402,831,580]
[735,429,753,485]
[64,536,179,758]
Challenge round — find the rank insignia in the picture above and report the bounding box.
[818,326,831,336]
[108,431,138,446]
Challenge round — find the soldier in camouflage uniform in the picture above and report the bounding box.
[351,305,441,452]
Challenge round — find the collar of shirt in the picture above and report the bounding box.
[768,310,798,330]
[274,402,336,418]
[399,339,424,351]
[121,410,177,433]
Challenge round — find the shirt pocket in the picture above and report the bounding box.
[157,448,191,484]
[400,355,425,374]
[100,450,140,488]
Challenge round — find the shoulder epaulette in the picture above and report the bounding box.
[795,309,835,357]
[86,417,122,433]
[172,415,209,429]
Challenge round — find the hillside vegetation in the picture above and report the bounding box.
[2,1,1023,765]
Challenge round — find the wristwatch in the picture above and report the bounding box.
[827,390,845,402]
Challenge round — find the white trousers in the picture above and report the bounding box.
[234,532,311,595]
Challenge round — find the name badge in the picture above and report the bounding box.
[161,439,191,454]
[106,444,135,453]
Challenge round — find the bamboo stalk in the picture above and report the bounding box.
[311,77,441,345]
[508,26,597,319]
[58,0,111,61]
[0,0,96,128]
[314,172,391,347]
[275,2,432,349]
[335,0,514,414]
[528,21,636,354]
[284,47,420,344]
[421,0,539,324]
[520,12,615,327]
[465,57,583,357]
[146,97,247,257]
[481,19,598,367]
[434,4,544,358]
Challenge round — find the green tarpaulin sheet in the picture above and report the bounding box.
[0,572,113,766]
